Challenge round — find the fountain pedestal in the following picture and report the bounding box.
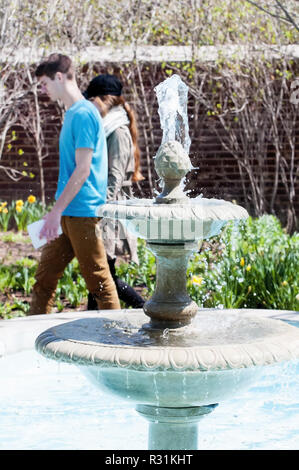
[136,404,217,450]
[144,242,199,328]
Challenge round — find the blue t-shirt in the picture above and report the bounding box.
[55,99,108,217]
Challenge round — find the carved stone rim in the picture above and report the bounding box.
[97,198,249,222]
[35,325,299,372]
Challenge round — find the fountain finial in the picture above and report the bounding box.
[154,140,192,204]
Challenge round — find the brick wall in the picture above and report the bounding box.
[0,61,298,229]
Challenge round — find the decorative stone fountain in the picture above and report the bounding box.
[35,75,299,450]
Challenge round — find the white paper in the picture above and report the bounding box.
[27,219,62,249]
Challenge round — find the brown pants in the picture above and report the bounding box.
[29,216,120,315]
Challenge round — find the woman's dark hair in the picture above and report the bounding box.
[94,95,144,182]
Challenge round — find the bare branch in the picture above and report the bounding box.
[245,0,299,32]
[0,165,24,181]
[274,0,299,32]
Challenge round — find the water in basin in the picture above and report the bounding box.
[0,335,298,450]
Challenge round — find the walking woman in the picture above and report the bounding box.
[83,74,145,309]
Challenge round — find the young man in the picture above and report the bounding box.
[29,53,120,314]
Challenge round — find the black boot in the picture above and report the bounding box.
[87,257,146,310]
[87,292,98,310]
[115,279,145,308]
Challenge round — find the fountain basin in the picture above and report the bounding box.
[98,198,249,243]
[1,309,298,450]
[35,309,299,408]
[81,362,263,408]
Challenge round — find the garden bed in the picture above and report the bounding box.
[0,214,298,320]
[0,231,148,319]
[0,231,85,317]
[0,232,40,265]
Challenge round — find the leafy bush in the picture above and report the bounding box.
[116,239,156,297]
[56,259,89,308]
[0,258,37,295]
[0,300,28,319]
[187,215,299,311]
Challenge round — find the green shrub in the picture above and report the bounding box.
[116,239,156,297]
[0,300,28,319]
[0,258,37,295]
[187,215,299,311]
[56,258,88,307]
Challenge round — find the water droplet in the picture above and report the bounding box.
[162,328,169,339]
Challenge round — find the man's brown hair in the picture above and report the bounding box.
[35,53,74,80]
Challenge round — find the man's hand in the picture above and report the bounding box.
[39,207,62,243]
[38,147,93,244]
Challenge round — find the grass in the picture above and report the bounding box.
[0,231,31,243]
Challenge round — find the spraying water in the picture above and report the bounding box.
[154,74,191,154]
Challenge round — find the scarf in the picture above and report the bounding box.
[102,105,129,138]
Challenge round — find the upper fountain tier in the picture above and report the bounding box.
[97,140,248,243]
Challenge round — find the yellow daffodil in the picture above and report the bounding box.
[1,201,7,207]
[0,207,2,213]
[15,205,22,213]
[282,280,288,286]
[246,264,251,272]
[192,275,203,286]
[240,257,245,267]
[16,199,24,207]
[18,149,24,155]
[27,195,36,204]
[2,208,8,214]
